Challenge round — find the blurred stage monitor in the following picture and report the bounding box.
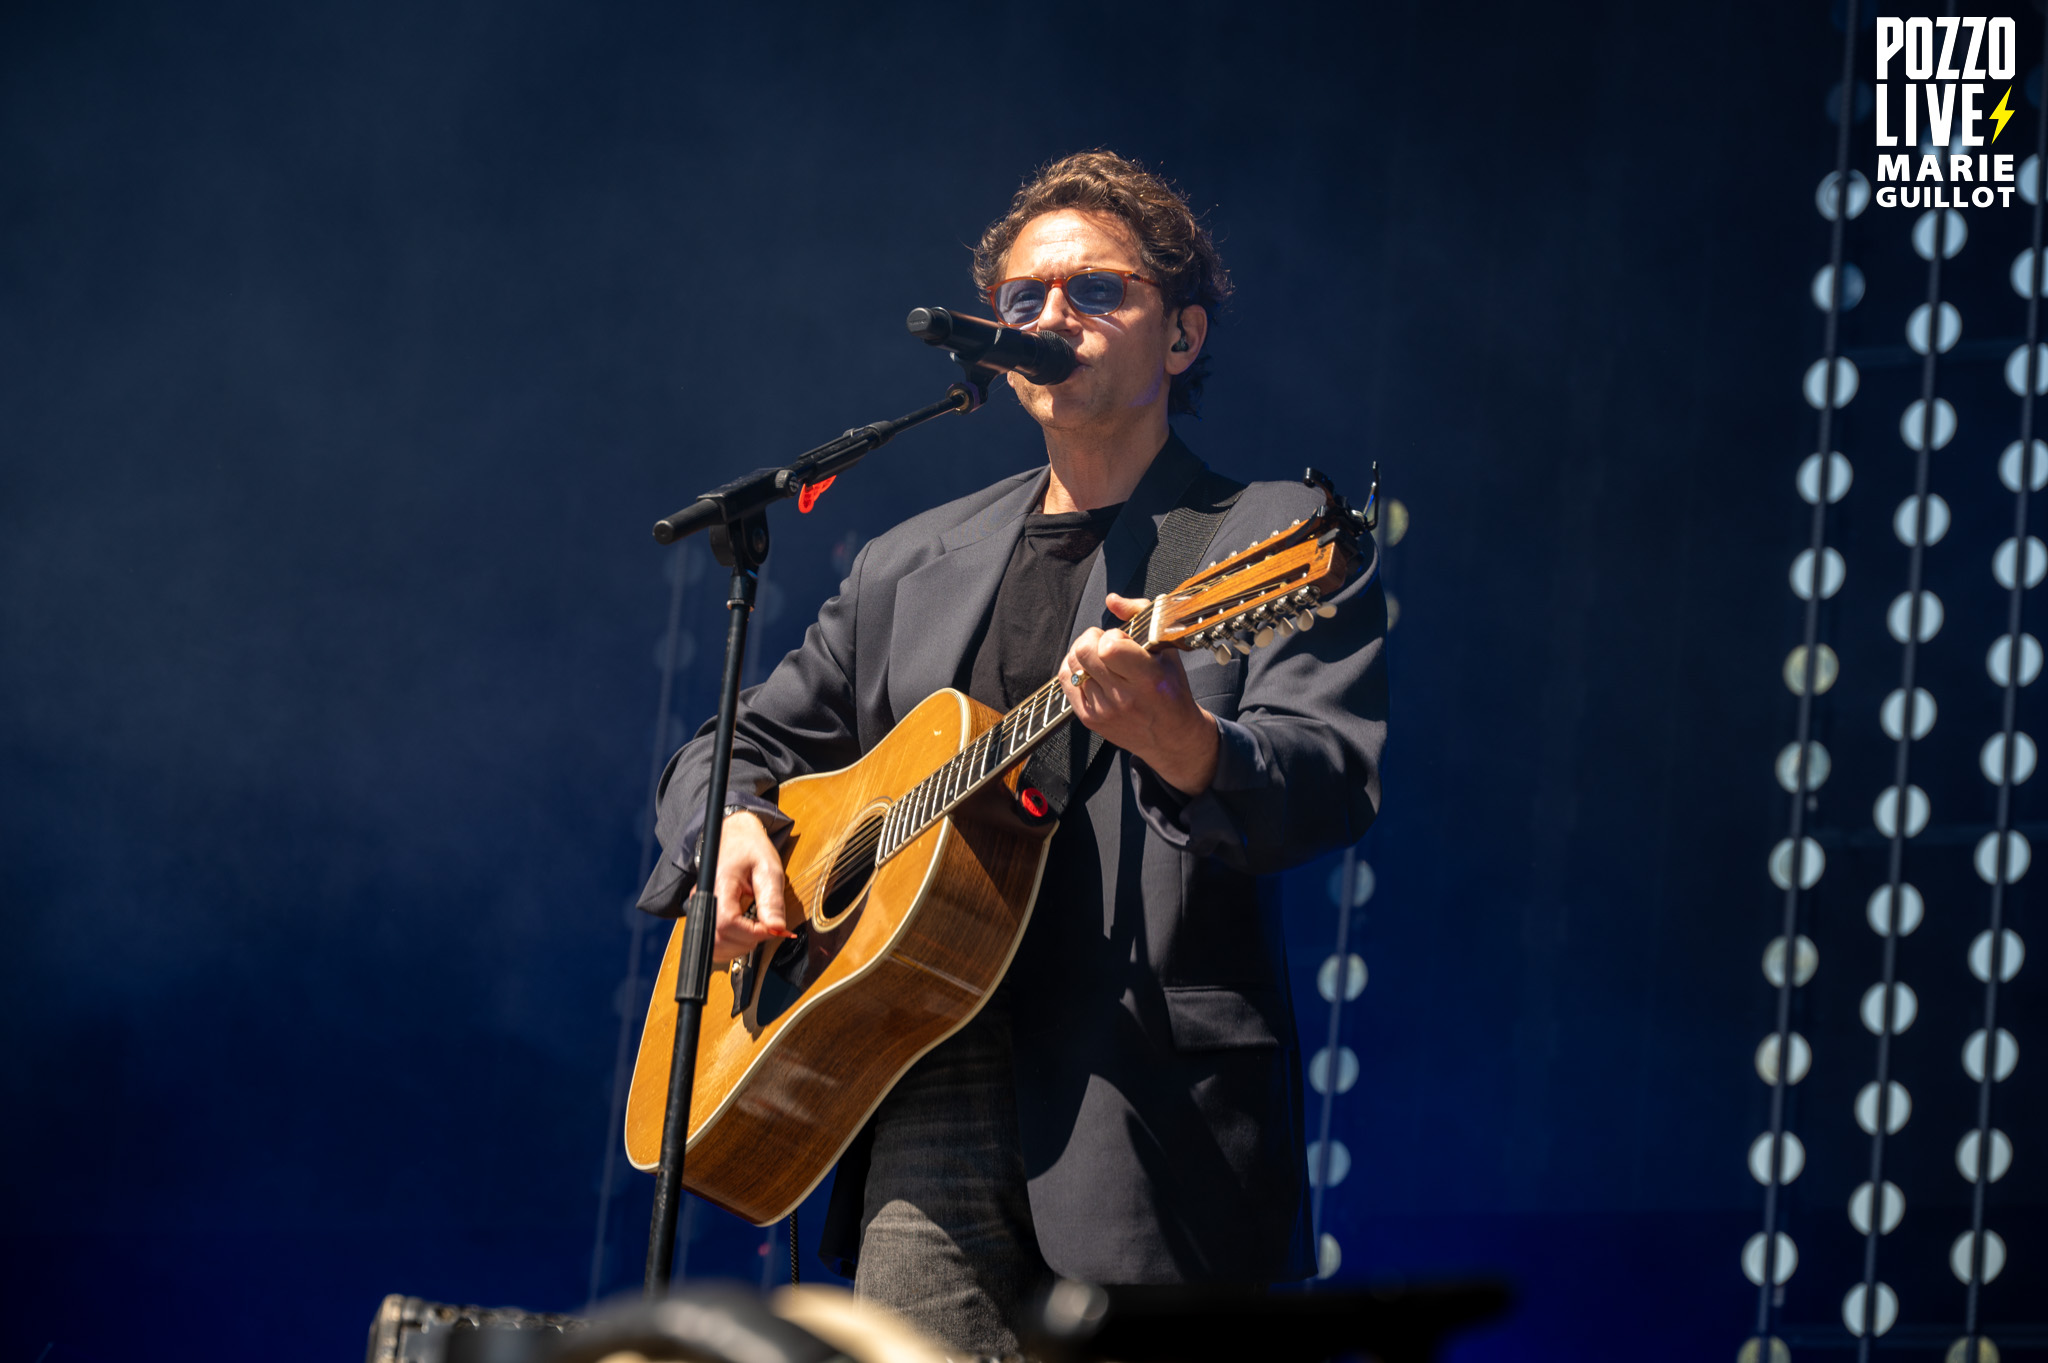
[366,1278,1509,1363]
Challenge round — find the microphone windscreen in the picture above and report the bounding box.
[904,307,952,342]
[1028,332,1077,385]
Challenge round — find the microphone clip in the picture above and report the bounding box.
[948,360,999,413]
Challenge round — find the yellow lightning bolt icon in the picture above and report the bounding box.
[1992,87,2016,143]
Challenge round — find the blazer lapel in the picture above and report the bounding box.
[887,469,1049,722]
[1066,432,1206,643]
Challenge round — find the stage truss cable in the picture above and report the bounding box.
[1956,17,2048,1360]
[1746,5,1864,1354]
[1849,9,1957,1340]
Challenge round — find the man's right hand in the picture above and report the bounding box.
[709,810,793,964]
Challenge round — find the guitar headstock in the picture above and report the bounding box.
[1150,467,1376,664]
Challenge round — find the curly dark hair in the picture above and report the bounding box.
[973,150,1231,417]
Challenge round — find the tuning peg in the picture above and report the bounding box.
[1253,626,1274,648]
[1212,645,1234,665]
[1295,611,1316,631]
[1315,604,1338,618]
[1272,618,1294,639]
[1232,633,1255,655]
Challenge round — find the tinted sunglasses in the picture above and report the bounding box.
[988,269,1156,326]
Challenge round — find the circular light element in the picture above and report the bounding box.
[1741,1231,1798,1286]
[1385,592,1400,630]
[1893,494,1951,546]
[1887,590,1944,644]
[1818,169,1873,220]
[1957,1128,2014,1184]
[1855,1080,1912,1135]
[1975,831,2032,885]
[1326,859,1376,908]
[1980,733,2038,786]
[1823,79,1874,125]
[1992,537,2048,590]
[1946,1339,2001,1363]
[2000,439,2048,492]
[1805,357,1860,409]
[1738,1337,1791,1363]
[1797,451,1854,504]
[1951,1230,2008,1285]
[1748,1131,1807,1186]
[1317,953,1367,1003]
[1784,644,1840,695]
[1873,784,1930,839]
[1915,207,1969,259]
[1867,884,1925,936]
[1775,741,1832,793]
[1769,837,1825,890]
[1860,981,1919,1035]
[1762,934,1819,987]
[1848,1180,1906,1235]
[1906,301,1963,354]
[1813,263,1868,311]
[1963,1028,2020,1083]
[2015,247,2048,298]
[2009,344,2048,396]
[1790,547,1847,599]
[1880,688,1937,741]
[1900,397,1958,450]
[1306,1138,1350,1188]
[1384,499,1409,546]
[1309,1045,1359,1095]
[1316,1233,1341,1280]
[1987,633,2044,688]
[1755,1031,1813,1085]
[1968,929,2025,983]
[651,631,699,671]
[1843,1282,1899,1338]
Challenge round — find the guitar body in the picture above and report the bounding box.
[623,687,1054,1226]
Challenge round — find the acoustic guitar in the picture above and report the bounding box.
[624,475,1372,1225]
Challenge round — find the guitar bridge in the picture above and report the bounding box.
[728,950,757,1018]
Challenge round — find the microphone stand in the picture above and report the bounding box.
[641,362,997,1297]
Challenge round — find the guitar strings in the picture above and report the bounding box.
[783,534,1321,911]
[788,604,1161,912]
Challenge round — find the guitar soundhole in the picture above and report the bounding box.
[812,810,884,930]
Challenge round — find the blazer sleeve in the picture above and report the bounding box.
[1129,530,1387,875]
[635,543,872,917]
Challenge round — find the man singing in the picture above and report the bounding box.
[638,150,1386,1358]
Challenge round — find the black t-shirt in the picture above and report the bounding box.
[964,503,1124,712]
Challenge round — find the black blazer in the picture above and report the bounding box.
[639,434,1387,1283]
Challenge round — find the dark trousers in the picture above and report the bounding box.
[853,996,1052,1360]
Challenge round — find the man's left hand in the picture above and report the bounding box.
[1061,593,1221,797]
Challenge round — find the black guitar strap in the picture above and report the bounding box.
[1020,467,1246,817]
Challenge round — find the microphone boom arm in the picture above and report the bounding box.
[651,365,994,544]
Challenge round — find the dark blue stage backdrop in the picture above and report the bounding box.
[1,2,1957,1359]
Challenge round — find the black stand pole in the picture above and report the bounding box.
[641,369,992,1297]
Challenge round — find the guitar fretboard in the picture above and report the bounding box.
[874,600,1156,862]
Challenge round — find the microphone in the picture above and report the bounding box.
[905,307,1077,385]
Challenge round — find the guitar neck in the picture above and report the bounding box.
[875,599,1160,861]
